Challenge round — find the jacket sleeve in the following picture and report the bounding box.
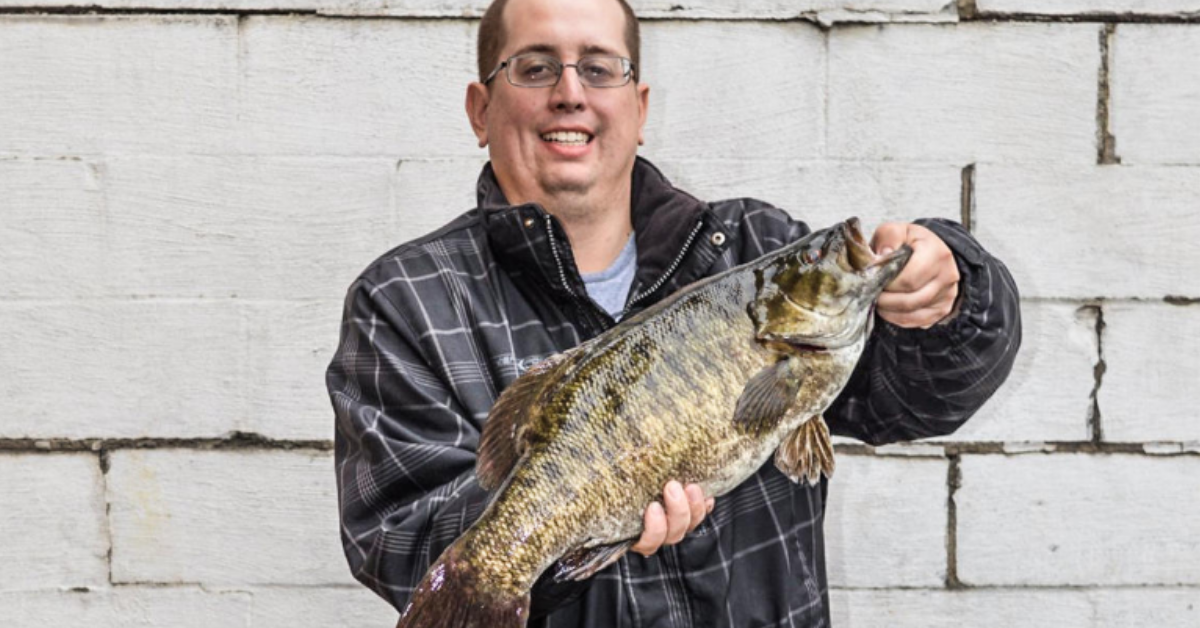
[824,218,1023,445]
[327,277,589,617]
[327,277,492,612]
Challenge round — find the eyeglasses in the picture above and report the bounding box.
[484,53,636,88]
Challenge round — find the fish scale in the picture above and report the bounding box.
[396,218,911,628]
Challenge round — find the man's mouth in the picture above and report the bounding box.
[540,131,593,146]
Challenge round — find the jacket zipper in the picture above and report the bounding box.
[546,214,707,329]
[544,213,576,297]
[545,213,610,333]
[619,218,705,320]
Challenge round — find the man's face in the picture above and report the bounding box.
[467,0,649,210]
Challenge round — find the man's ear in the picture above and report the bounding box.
[466,82,490,148]
[636,82,650,146]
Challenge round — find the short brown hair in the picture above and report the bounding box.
[477,0,641,84]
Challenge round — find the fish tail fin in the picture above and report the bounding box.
[774,414,835,486]
[396,543,530,628]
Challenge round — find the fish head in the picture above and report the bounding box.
[751,218,912,352]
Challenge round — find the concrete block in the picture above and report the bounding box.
[829,23,1098,163]
[0,15,237,155]
[243,300,345,441]
[1112,25,1200,165]
[1100,302,1200,443]
[831,588,1200,628]
[0,586,402,627]
[640,21,824,161]
[1091,588,1200,628]
[394,157,489,243]
[824,455,948,587]
[248,587,398,627]
[974,164,1200,299]
[831,589,1093,628]
[107,449,350,586]
[0,159,107,298]
[0,301,245,439]
[957,454,1200,585]
[934,302,1096,443]
[651,159,961,231]
[102,156,395,299]
[0,588,252,628]
[977,1,1200,17]
[0,454,108,591]
[238,17,479,157]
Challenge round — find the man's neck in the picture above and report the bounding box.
[552,196,634,274]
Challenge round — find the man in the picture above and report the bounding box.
[327,0,1020,625]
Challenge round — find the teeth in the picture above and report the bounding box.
[541,131,591,145]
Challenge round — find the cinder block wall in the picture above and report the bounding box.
[1,1,1197,625]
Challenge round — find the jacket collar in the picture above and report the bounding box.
[479,157,726,314]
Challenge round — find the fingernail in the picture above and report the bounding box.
[880,247,894,256]
[667,482,682,499]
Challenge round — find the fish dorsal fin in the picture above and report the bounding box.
[477,352,571,491]
[733,358,804,436]
[775,415,835,486]
[553,539,635,582]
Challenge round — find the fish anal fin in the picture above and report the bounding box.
[553,539,635,583]
[733,358,803,436]
[775,415,835,486]
[478,352,569,491]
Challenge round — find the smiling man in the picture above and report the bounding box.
[327,0,1021,626]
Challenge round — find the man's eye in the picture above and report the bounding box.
[581,62,615,78]
[523,64,552,78]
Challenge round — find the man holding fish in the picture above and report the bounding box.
[327,0,1021,625]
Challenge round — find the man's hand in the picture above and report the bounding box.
[871,223,960,329]
[631,481,714,556]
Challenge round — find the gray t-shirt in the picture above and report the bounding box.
[581,233,637,320]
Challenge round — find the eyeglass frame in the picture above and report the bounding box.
[483,52,637,88]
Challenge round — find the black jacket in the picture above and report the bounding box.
[327,157,1021,627]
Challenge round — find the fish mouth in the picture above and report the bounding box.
[842,217,875,272]
[838,217,911,279]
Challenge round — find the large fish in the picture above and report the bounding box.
[397,218,911,628]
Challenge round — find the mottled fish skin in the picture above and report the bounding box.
[397,219,910,628]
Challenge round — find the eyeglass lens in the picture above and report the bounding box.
[508,54,630,88]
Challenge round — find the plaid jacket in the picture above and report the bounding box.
[327,157,1021,627]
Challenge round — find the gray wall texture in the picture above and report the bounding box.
[1,0,1198,626]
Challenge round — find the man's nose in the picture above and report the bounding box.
[549,65,586,112]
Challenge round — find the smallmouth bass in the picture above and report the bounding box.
[397,218,912,628]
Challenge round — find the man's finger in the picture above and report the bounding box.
[662,481,690,545]
[684,484,706,533]
[881,233,956,295]
[877,277,957,315]
[870,222,908,255]
[879,304,957,329]
[631,501,667,556]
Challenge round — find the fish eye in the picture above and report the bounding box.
[802,249,822,265]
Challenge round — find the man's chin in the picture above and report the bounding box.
[538,176,594,198]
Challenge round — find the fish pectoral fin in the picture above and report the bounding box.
[775,415,835,486]
[553,539,636,582]
[478,352,571,491]
[733,358,804,436]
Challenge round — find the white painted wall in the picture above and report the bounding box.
[1,2,1197,626]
